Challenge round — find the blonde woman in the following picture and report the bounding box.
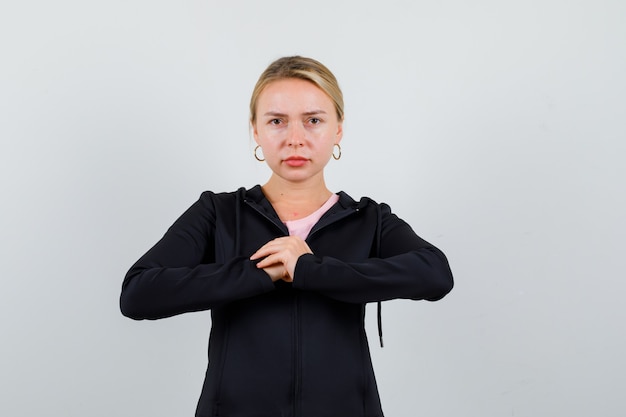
[120,56,453,417]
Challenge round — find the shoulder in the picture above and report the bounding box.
[194,186,271,218]
[197,185,261,204]
[337,191,392,215]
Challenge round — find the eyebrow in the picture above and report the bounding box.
[263,110,328,117]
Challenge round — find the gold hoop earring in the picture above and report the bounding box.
[254,145,265,162]
[332,143,342,160]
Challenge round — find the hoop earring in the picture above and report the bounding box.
[254,145,265,162]
[332,143,342,160]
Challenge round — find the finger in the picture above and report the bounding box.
[249,250,265,261]
[250,238,287,260]
[250,245,279,260]
[255,254,284,269]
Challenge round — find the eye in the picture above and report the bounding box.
[269,118,282,125]
[309,117,321,125]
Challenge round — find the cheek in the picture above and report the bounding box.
[256,126,282,143]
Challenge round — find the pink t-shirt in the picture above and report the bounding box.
[284,194,340,240]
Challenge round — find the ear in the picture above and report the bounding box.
[336,121,343,144]
[251,122,259,143]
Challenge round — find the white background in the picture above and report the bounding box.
[1,1,625,416]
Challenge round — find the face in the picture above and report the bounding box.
[253,78,343,185]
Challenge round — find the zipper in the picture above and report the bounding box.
[243,191,366,416]
[306,205,362,241]
[243,198,289,236]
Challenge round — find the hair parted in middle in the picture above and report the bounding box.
[249,56,344,125]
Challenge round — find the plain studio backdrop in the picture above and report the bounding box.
[1,1,624,416]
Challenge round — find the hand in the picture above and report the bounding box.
[257,262,289,283]
[250,236,313,282]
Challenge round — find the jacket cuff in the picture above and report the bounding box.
[292,253,319,290]
[248,260,278,292]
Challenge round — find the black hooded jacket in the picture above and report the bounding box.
[120,185,453,417]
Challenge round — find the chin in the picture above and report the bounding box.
[279,172,313,183]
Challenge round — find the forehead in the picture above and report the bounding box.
[257,78,334,111]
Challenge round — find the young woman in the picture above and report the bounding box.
[120,56,453,417]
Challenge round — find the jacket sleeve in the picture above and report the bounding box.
[292,203,453,303]
[119,192,275,320]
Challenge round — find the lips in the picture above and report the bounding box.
[284,156,309,167]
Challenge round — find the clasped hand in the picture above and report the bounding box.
[250,236,313,282]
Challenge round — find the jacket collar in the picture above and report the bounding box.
[239,185,370,233]
[241,185,367,212]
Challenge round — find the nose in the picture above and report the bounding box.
[287,123,304,147]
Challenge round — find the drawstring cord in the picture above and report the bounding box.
[375,204,384,348]
[377,301,383,348]
[236,192,242,255]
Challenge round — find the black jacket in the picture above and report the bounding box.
[120,186,453,417]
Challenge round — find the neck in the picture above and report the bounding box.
[261,174,332,206]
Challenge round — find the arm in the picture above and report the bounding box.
[119,193,274,320]
[292,204,453,303]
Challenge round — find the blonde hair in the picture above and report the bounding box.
[249,56,344,125]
